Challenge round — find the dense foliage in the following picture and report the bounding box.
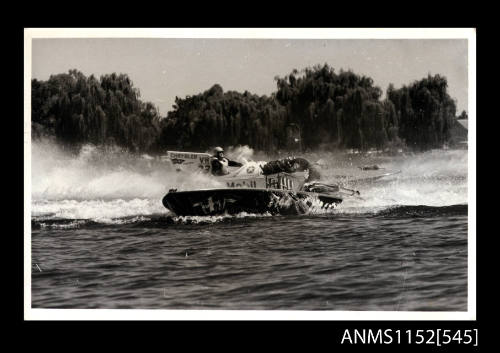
[159,85,288,151]
[457,110,468,120]
[32,66,462,153]
[159,65,404,151]
[386,74,457,150]
[32,70,161,152]
[273,65,400,150]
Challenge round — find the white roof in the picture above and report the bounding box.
[457,119,468,130]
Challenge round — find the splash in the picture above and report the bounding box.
[172,211,273,225]
[31,140,222,201]
[324,149,468,213]
[224,145,255,163]
[32,198,166,222]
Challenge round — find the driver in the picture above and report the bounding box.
[210,147,243,176]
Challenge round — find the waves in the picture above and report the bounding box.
[32,204,468,231]
[32,199,165,222]
[369,204,468,218]
[31,205,468,310]
[32,212,274,229]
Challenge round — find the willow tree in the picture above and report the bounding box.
[31,69,161,153]
[387,74,456,149]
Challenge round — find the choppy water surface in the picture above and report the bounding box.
[31,142,469,310]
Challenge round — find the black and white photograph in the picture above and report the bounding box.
[24,28,475,320]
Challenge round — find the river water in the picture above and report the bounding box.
[30,142,469,311]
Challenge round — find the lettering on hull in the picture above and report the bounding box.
[167,151,212,173]
[170,158,185,164]
[226,180,258,188]
[266,174,294,190]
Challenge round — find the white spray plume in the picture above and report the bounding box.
[224,145,255,164]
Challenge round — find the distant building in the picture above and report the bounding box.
[457,119,468,130]
[450,119,468,147]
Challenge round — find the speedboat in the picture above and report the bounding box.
[161,151,361,216]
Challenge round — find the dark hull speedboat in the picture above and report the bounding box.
[161,152,362,216]
[162,188,343,216]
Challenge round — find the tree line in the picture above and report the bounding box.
[32,69,161,152]
[31,65,465,153]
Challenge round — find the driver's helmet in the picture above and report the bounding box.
[213,146,224,156]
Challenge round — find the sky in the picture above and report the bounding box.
[31,38,468,116]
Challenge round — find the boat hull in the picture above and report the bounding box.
[162,188,342,216]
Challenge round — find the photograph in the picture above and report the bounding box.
[25,28,475,320]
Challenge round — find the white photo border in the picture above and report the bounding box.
[24,28,476,321]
